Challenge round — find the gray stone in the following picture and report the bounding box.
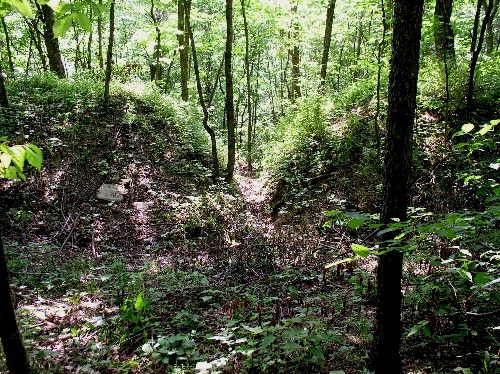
[97,184,127,202]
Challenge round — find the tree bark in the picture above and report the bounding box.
[289,3,301,101]
[466,0,497,108]
[26,16,48,71]
[369,1,424,372]
[41,5,66,78]
[482,0,497,54]
[374,0,388,154]
[185,0,222,177]
[241,0,253,172]
[87,6,93,70]
[97,0,104,69]
[225,0,236,182]
[178,0,190,101]
[103,0,115,107]
[0,64,9,108]
[434,0,455,65]
[150,0,161,81]
[319,0,336,90]
[0,234,31,373]
[1,17,14,72]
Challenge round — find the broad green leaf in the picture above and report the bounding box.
[10,145,25,171]
[329,371,345,374]
[478,123,493,136]
[241,324,263,334]
[73,11,92,32]
[134,292,145,312]
[0,152,11,168]
[473,272,491,285]
[461,123,474,133]
[7,0,33,17]
[201,295,212,302]
[26,144,43,171]
[5,165,17,179]
[351,243,370,258]
[53,14,73,37]
[324,257,353,270]
[261,334,276,350]
[347,217,365,229]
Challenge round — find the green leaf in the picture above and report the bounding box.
[351,243,371,258]
[0,152,12,168]
[241,324,263,335]
[473,272,491,285]
[53,14,73,37]
[26,144,43,171]
[478,123,493,136]
[461,123,474,133]
[324,257,353,270]
[5,165,17,179]
[201,295,213,302]
[261,334,276,350]
[73,11,92,32]
[347,217,365,229]
[7,0,33,17]
[10,145,25,171]
[134,292,145,312]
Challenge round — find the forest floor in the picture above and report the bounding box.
[0,86,375,373]
[2,79,489,373]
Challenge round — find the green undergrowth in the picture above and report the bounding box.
[262,96,382,215]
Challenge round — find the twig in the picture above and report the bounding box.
[60,213,80,251]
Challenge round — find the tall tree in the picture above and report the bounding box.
[103,0,115,106]
[319,0,336,90]
[1,17,14,72]
[241,0,253,172]
[41,4,66,78]
[0,232,31,373]
[369,1,424,373]
[150,0,161,81]
[186,3,222,177]
[177,0,191,101]
[466,0,498,108]
[225,0,236,182]
[289,3,301,101]
[97,0,104,69]
[0,64,9,107]
[434,0,455,65]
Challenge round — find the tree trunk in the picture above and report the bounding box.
[26,17,48,71]
[0,65,9,108]
[87,6,93,70]
[319,0,336,90]
[289,4,301,102]
[225,0,236,182]
[374,0,388,155]
[482,0,497,54]
[178,0,190,101]
[97,0,104,69]
[41,5,66,78]
[0,234,31,373]
[103,0,115,106]
[434,0,455,65]
[186,0,222,177]
[369,1,424,373]
[241,0,253,172]
[466,0,497,108]
[1,17,14,72]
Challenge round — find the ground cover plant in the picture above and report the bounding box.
[0,0,500,373]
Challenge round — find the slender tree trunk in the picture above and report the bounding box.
[0,65,9,108]
[87,6,93,70]
[103,0,115,107]
[1,17,14,72]
[26,18,48,71]
[187,12,222,177]
[466,0,497,108]
[41,5,66,78]
[0,234,31,373]
[25,38,33,76]
[320,0,336,90]
[434,0,455,65]
[178,0,190,101]
[289,3,301,102]
[240,0,253,172]
[374,0,388,155]
[97,0,104,70]
[482,0,497,54]
[369,1,424,373]
[225,0,236,182]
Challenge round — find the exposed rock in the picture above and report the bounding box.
[97,184,127,202]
